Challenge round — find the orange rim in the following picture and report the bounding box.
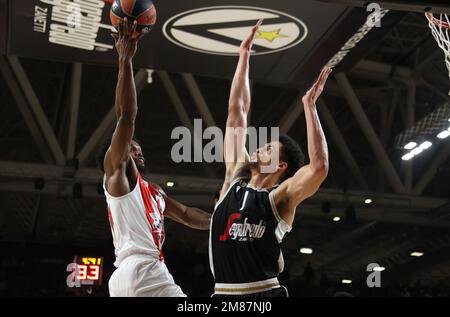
[425,12,450,29]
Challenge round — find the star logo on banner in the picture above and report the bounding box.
[256,29,289,43]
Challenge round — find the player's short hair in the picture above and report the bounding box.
[278,134,305,182]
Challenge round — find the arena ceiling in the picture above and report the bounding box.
[1,0,450,287]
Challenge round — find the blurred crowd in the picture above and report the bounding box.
[1,245,449,297]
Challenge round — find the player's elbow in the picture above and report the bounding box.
[118,113,136,126]
[228,101,247,115]
[311,162,329,181]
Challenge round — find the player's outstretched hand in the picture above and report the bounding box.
[302,67,333,106]
[111,18,144,62]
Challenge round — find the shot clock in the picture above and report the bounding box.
[68,256,103,287]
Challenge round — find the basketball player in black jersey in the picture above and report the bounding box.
[209,20,332,297]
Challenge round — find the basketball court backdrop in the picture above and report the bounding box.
[1,0,450,299]
[1,0,408,85]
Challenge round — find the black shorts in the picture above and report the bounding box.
[212,286,289,298]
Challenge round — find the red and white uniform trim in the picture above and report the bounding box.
[104,173,166,267]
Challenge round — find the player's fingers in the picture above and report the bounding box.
[313,68,329,92]
[317,67,328,84]
[251,21,262,37]
[118,19,124,37]
[123,17,129,37]
[131,20,138,34]
[111,33,119,42]
[318,67,332,89]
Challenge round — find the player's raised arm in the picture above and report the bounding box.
[221,20,263,195]
[104,19,143,179]
[272,68,332,226]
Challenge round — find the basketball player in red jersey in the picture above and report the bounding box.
[97,19,211,297]
[209,20,332,297]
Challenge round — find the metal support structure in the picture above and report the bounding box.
[29,195,42,239]
[414,142,450,195]
[0,161,447,211]
[378,104,388,191]
[278,95,303,134]
[77,69,147,166]
[67,63,82,160]
[419,77,450,102]
[317,98,369,190]
[77,108,115,166]
[158,71,216,177]
[54,65,71,143]
[7,56,66,165]
[351,59,412,82]
[181,73,217,128]
[335,73,406,194]
[0,56,54,164]
[158,71,195,130]
[404,81,416,193]
[417,50,443,72]
[378,91,398,192]
[386,90,399,141]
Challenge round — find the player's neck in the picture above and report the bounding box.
[248,170,278,190]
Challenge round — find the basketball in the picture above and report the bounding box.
[110,0,157,37]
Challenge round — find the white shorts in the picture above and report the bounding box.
[108,254,186,297]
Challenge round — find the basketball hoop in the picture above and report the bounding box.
[425,12,450,85]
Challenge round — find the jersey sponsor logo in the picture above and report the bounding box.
[163,6,308,56]
[220,213,266,242]
[219,213,241,241]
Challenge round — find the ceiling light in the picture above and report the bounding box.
[300,248,313,254]
[341,279,352,284]
[419,141,432,150]
[410,147,423,156]
[437,130,449,139]
[402,153,414,161]
[404,142,417,150]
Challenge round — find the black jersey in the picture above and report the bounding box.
[209,178,291,296]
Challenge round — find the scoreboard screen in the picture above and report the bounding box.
[71,256,103,287]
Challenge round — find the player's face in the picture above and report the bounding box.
[251,141,282,173]
[130,141,145,173]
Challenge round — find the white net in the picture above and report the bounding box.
[426,13,450,78]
